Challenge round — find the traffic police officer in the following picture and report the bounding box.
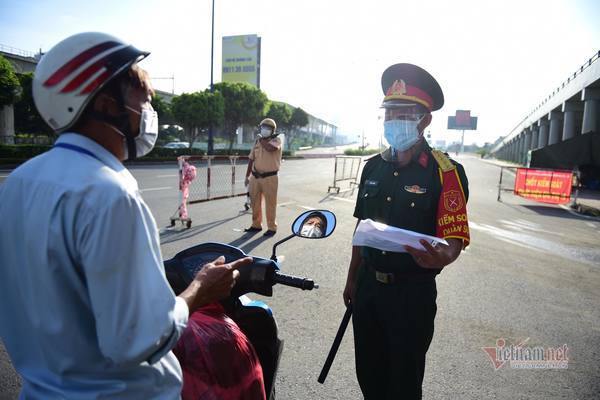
[343,63,470,399]
[244,118,282,237]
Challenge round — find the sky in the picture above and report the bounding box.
[1,0,599,146]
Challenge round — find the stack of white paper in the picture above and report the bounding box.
[352,219,448,253]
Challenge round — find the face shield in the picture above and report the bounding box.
[380,102,429,161]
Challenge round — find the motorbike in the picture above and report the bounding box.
[163,209,336,400]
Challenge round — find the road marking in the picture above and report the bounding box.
[140,186,172,192]
[299,205,314,210]
[277,201,295,207]
[332,196,355,203]
[586,222,597,228]
[514,219,539,228]
[157,174,177,178]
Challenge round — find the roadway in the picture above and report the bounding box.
[1,155,599,399]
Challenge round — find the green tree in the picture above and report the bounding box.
[0,55,20,107]
[171,90,224,149]
[265,102,292,134]
[14,72,52,135]
[287,107,309,149]
[213,81,269,152]
[151,94,174,126]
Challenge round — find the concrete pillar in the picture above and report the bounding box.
[0,105,15,144]
[548,110,563,145]
[531,125,539,149]
[518,134,525,164]
[537,119,549,148]
[581,87,600,134]
[562,101,584,141]
[510,140,516,162]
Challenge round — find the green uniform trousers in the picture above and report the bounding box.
[352,264,437,400]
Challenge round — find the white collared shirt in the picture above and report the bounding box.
[0,133,188,399]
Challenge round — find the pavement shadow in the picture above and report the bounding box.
[228,230,262,248]
[159,214,244,244]
[233,235,272,255]
[499,201,594,221]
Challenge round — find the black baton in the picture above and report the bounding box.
[318,304,353,384]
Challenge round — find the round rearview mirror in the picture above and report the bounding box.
[291,210,336,239]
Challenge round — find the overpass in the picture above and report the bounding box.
[0,44,39,73]
[491,50,600,176]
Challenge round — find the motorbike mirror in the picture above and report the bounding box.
[291,210,336,239]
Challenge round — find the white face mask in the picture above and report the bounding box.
[260,127,273,137]
[301,224,323,238]
[383,118,422,152]
[123,104,159,159]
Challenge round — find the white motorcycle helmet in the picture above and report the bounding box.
[32,32,149,132]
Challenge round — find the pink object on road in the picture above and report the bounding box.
[179,160,197,219]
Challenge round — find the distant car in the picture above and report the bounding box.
[163,142,190,149]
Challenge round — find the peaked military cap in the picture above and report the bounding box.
[381,63,444,111]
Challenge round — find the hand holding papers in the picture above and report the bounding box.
[352,219,448,253]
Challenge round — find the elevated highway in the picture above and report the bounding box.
[491,50,600,175]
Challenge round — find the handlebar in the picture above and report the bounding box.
[273,272,318,290]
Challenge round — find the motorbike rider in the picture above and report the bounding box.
[0,32,250,399]
[299,211,328,238]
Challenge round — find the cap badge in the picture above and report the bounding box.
[387,79,407,96]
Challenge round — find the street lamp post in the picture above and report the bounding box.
[208,0,215,155]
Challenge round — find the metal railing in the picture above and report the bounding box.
[169,155,250,227]
[0,44,37,59]
[327,155,362,193]
[0,135,55,145]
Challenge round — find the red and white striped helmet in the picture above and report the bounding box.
[33,32,149,132]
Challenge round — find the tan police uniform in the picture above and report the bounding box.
[248,136,282,232]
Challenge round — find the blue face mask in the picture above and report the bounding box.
[383,119,422,152]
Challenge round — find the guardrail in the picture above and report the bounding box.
[327,155,362,193]
[0,135,55,145]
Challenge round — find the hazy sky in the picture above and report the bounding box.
[1,0,599,146]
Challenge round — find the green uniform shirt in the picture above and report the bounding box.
[353,141,469,274]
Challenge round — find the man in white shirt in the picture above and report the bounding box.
[0,32,250,399]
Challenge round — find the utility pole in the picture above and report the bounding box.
[208,0,215,155]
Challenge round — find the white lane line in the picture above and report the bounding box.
[157,174,178,178]
[299,205,314,210]
[586,222,597,228]
[332,196,355,203]
[277,201,295,207]
[140,186,172,192]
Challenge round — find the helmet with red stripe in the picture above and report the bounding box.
[33,32,149,132]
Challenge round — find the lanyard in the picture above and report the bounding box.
[53,143,104,164]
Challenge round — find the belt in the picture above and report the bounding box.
[252,170,278,179]
[364,263,437,284]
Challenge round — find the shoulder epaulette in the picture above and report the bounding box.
[431,149,455,172]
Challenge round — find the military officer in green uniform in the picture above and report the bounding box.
[343,63,470,399]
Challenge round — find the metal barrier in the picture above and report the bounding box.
[497,166,579,206]
[0,135,55,145]
[327,155,362,193]
[170,155,249,228]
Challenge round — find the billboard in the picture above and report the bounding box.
[448,110,478,130]
[221,34,261,87]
